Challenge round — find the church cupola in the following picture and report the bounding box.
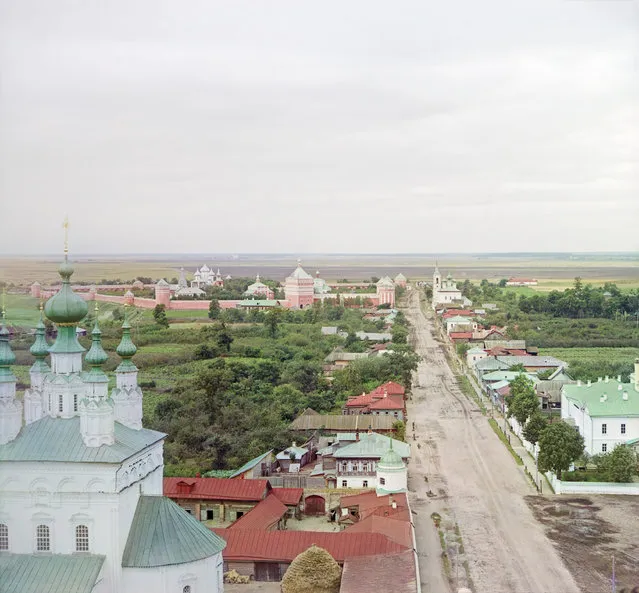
[0,306,23,445]
[24,307,50,424]
[80,309,114,447]
[376,437,407,495]
[111,307,143,430]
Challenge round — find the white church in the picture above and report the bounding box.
[0,254,225,593]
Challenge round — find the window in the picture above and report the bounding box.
[362,481,368,488]
[602,443,607,453]
[75,525,89,552]
[621,423,626,435]
[183,587,191,593]
[58,395,63,413]
[341,480,348,488]
[206,510,214,521]
[0,524,8,550]
[379,477,386,486]
[73,394,78,413]
[601,424,607,435]
[36,525,50,551]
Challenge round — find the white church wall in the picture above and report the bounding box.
[123,553,224,593]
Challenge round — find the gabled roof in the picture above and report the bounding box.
[229,450,273,478]
[163,477,270,501]
[271,487,304,506]
[0,416,165,463]
[344,514,412,548]
[496,355,567,368]
[288,264,313,280]
[229,493,288,531]
[122,496,226,567]
[0,554,105,593]
[340,550,418,593]
[367,396,404,411]
[334,433,410,459]
[211,529,407,563]
[289,414,395,431]
[449,332,473,340]
[563,381,639,417]
[371,381,405,395]
[340,491,409,519]
[276,445,308,460]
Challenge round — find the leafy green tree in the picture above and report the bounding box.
[538,422,584,479]
[152,304,169,328]
[522,412,547,446]
[392,420,406,442]
[608,445,637,483]
[264,308,282,338]
[456,343,470,358]
[391,325,408,344]
[506,374,539,426]
[216,328,234,352]
[208,299,221,319]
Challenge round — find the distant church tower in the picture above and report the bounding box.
[23,308,49,424]
[0,307,22,445]
[432,264,441,308]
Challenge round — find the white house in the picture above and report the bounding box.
[466,347,488,368]
[445,316,478,334]
[561,365,639,456]
[0,255,225,593]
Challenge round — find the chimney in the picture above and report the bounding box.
[622,391,629,401]
[605,375,609,383]
[617,375,622,383]
[618,384,622,391]
[292,441,296,447]
[587,380,591,387]
[635,358,639,392]
[598,377,602,383]
[577,380,582,387]
[356,431,360,441]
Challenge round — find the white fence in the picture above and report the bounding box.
[546,472,639,495]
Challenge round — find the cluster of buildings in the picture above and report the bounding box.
[31,262,404,313]
[431,267,471,309]
[3,253,420,591]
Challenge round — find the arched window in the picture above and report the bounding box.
[0,524,8,550]
[36,524,50,551]
[183,587,191,593]
[48,394,52,413]
[58,394,63,413]
[73,394,78,412]
[75,525,89,552]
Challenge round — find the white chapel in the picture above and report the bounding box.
[0,252,225,593]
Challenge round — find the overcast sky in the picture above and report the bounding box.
[1,0,637,254]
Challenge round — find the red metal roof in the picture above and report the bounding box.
[211,529,407,562]
[229,493,288,531]
[344,514,412,548]
[371,381,405,395]
[340,550,418,593]
[163,477,270,501]
[367,396,404,411]
[442,310,474,318]
[449,332,473,340]
[271,487,304,506]
[346,392,377,408]
[340,491,409,517]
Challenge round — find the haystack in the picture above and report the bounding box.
[281,545,341,593]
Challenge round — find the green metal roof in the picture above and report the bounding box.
[122,496,226,567]
[229,450,272,478]
[0,553,105,593]
[563,381,639,417]
[48,326,86,355]
[0,321,16,383]
[378,438,405,469]
[30,315,50,359]
[482,371,538,382]
[334,432,410,459]
[236,299,279,307]
[0,416,165,463]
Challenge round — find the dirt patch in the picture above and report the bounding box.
[526,495,639,593]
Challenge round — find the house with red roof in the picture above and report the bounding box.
[344,381,406,420]
[228,493,289,532]
[163,477,272,523]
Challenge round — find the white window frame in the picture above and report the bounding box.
[621,423,626,435]
[35,524,50,552]
[601,423,607,435]
[58,394,64,413]
[75,524,90,552]
[0,524,8,551]
[379,477,386,486]
[341,480,347,488]
[602,443,607,453]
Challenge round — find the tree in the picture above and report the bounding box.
[392,420,406,442]
[264,308,282,338]
[208,298,221,319]
[538,422,584,479]
[506,374,539,426]
[152,304,169,328]
[522,412,547,446]
[216,328,234,352]
[608,444,637,483]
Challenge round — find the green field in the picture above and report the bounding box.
[540,347,639,367]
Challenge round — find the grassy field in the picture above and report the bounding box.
[539,347,639,368]
[1,253,637,286]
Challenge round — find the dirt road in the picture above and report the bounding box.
[405,292,580,593]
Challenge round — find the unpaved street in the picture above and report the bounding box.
[405,292,580,593]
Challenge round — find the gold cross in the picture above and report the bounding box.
[63,216,69,255]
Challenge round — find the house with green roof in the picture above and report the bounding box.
[0,250,225,593]
[561,364,639,455]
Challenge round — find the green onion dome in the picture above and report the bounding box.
[44,258,88,325]
[85,321,108,367]
[378,440,405,469]
[116,314,137,360]
[30,314,49,359]
[0,322,16,369]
